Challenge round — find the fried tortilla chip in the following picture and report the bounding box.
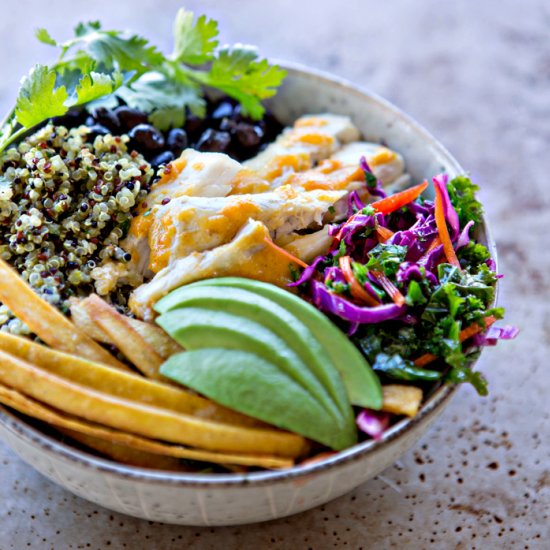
[80,295,165,380]
[0,258,127,370]
[0,349,308,457]
[381,385,423,417]
[0,331,261,428]
[0,384,293,468]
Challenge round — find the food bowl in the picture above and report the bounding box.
[0,61,496,526]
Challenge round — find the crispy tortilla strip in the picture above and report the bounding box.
[81,295,165,380]
[0,349,307,457]
[70,299,182,359]
[0,384,293,469]
[0,331,262,428]
[381,385,423,417]
[57,429,189,470]
[0,258,127,370]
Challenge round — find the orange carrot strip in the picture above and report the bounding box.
[375,224,395,242]
[371,181,429,215]
[414,316,498,367]
[434,183,461,268]
[371,271,406,307]
[339,256,380,307]
[264,237,309,269]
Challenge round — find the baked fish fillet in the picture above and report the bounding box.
[129,220,296,320]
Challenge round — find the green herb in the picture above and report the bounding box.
[0,8,286,155]
[372,352,442,382]
[365,243,407,277]
[447,175,483,226]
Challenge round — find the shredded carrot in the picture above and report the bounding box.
[434,183,461,268]
[375,224,395,242]
[426,236,442,254]
[414,316,498,367]
[371,270,406,307]
[339,256,380,306]
[263,237,309,269]
[371,180,429,215]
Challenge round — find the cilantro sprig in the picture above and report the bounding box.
[0,8,286,155]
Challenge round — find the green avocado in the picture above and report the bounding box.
[185,278,383,409]
[156,306,355,446]
[154,285,352,425]
[160,348,356,450]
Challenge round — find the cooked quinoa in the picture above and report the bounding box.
[0,124,154,334]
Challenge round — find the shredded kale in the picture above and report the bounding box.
[447,176,483,226]
[365,243,407,277]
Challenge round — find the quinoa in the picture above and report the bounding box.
[0,124,154,334]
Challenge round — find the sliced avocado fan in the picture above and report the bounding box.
[184,277,383,410]
[161,348,352,450]
[154,284,353,425]
[156,306,357,450]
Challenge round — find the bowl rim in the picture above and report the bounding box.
[0,60,496,488]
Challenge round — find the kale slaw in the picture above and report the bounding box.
[290,158,518,436]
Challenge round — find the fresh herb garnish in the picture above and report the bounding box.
[0,8,286,154]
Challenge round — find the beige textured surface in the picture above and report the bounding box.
[0,0,548,547]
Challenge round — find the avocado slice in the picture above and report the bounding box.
[156,307,352,436]
[161,349,357,450]
[155,285,352,424]
[185,278,383,409]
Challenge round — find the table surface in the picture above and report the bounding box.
[0,0,548,548]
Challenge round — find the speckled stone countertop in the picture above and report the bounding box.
[0,0,548,548]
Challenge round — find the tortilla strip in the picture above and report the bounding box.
[381,385,423,417]
[0,384,292,468]
[80,295,165,380]
[57,429,189,470]
[0,349,307,457]
[70,298,182,359]
[0,331,262,428]
[0,258,127,370]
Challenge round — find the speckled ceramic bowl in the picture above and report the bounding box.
[0,62,497,526]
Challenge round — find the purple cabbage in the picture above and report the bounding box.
[287,256,325,287]
[433,173,460,239]
[356,409,390,440]
[457,220,474,249]
[311,280,405,323]
[397,262,438,286]
[360,156,386,199]
[347,191,364,217]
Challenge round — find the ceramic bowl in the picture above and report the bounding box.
[0,61,496,526]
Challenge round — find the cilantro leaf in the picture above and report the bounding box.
[73,71,120,105]
[58,23,163,77]
[197,45,287,118]
[116,74,206,130]
[15,65,69,128]
[172,8,219,64]
[35,28,57,46]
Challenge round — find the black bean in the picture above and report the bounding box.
[166,128,188,155]
[150,151,175,167]
[91,107,120,133]
[195,129,231,153]
[128,124,165,152]
[114,106,149,131]
[219,117,237,133]
[51,109,86,128]
[85,124,111,140]
[235,123,263,148]
[184,113,205,137]
[210,100,235,120]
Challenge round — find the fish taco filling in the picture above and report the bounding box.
[0,8,516,472]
